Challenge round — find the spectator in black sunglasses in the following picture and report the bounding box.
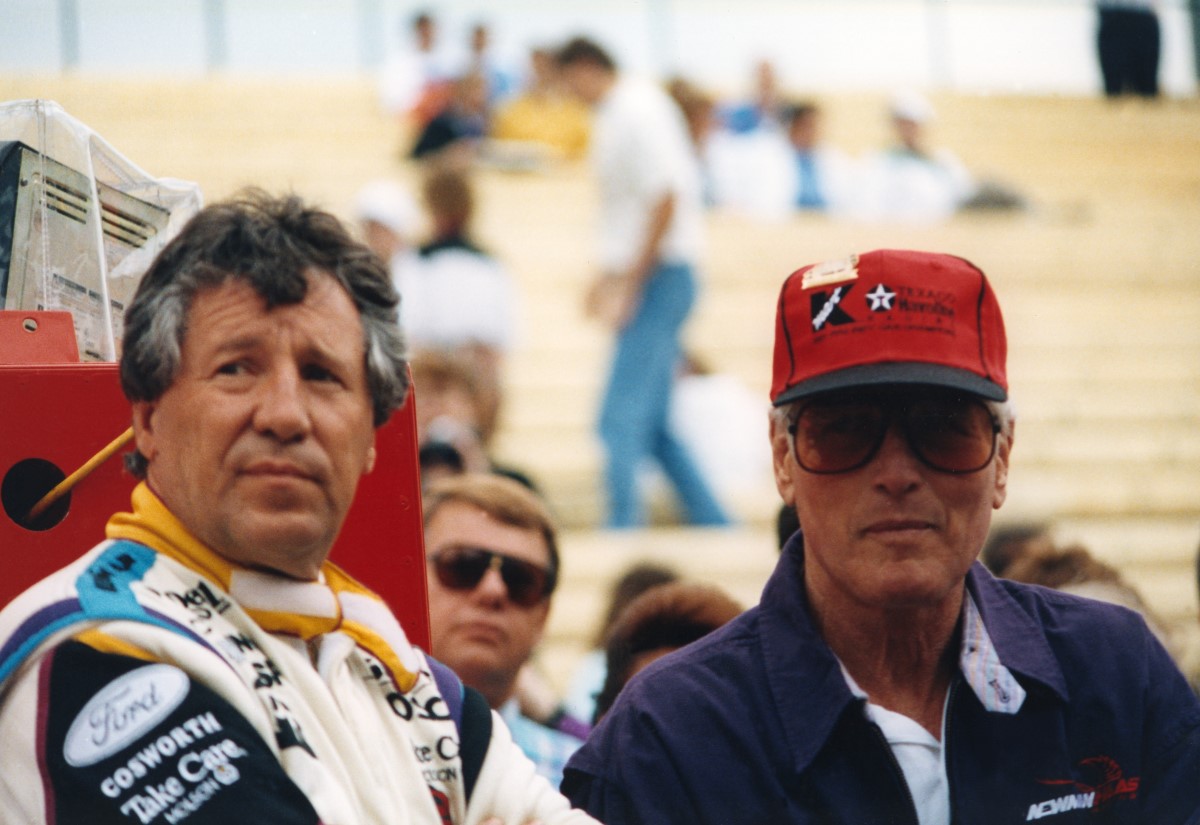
[423,474,583,789]
[563,249,1200,824]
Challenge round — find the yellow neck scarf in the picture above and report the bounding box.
[107,483,418,691]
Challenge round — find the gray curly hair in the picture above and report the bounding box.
[120,190,408,477]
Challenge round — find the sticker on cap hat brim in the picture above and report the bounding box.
[801,254,859,291]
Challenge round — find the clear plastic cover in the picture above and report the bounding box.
[0,99,202,361]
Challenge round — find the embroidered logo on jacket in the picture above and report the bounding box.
[1027,755,1139,820]
[64,664,191,767]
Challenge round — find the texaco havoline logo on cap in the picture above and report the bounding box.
[812,280,956,333]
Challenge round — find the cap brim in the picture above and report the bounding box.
[772,362,1007,406]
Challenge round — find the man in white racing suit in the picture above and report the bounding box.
[0,192,599,825]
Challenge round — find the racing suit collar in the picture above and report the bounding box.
[106,483,420,690]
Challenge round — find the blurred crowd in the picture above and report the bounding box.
[376,12,1027,225]
[349,12,1197,783]
[361,12,1034,535]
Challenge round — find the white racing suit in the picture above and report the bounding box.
[0,484,596,825]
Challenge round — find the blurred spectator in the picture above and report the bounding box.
[402,166,516,443]
[704,79,797,220]
[666,77,717,155]
[856,91,1026,222]
[424,474,583,787]
[855,90,977,223]
[377,9,454,123]
[557,36,730,529]
[409,351,536,492]
[593,581,743,723]
[1002,540,1178,656]
[353,177,422,272]
[666,77,719,204]
[781,100,858,215]
[665,351,773,516]
[980,521,1055,578]
[409,71,491,161]
[410,351,491,483]
[1097,0,1161,98]
[562,562,681,725]
[463,20,519,107]
[490,47,592,164]
[719,59,786,135]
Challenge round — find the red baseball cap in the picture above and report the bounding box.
[771,250,1007,406]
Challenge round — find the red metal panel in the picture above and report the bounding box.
[0,364,134,596]
[0,311,80,365]
[330,391,430,648]
[0,363,429,649]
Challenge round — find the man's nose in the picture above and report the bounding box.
[472,565,510,605]
[253,367,312,442]
[869,423,923,493]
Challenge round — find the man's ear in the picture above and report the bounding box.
[769,413,797,507]
[131,401,158,464]
[992,422,1014,510]
[364,437,377,475]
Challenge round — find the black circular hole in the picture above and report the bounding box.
[2,458,72,531]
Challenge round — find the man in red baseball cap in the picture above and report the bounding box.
[563,249,1200,824]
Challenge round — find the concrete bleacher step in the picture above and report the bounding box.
[1008,464,1200,519]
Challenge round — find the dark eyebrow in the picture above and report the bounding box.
[211,334,265,355]
[204,331,357,372]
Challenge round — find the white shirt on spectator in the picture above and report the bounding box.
[395,241,515,352]
[854,147,975,224]
[590,76,704,272]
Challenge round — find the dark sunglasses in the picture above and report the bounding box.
[430,546,554,607]
[787,390,1000,475]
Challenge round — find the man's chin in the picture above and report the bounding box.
[869,570,964,611]
[218,511,337,578]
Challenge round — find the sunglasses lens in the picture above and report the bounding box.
[500,560,547,607]
[906,398,997,473]
[433,547,548,607]
[793,400,886,473]
[434,548,490,590]
[791,392,998,474]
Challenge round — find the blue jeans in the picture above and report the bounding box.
[598,261,731,529]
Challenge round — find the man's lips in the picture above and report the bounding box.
[241,460,318,481]
[456,620,507,643]
[863,519,935,534]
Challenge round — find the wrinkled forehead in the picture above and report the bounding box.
[179,273,364,356]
